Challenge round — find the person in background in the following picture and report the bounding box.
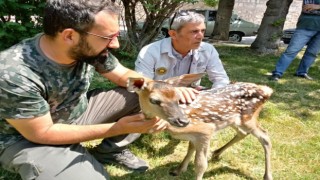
[135,10,230,89]
[0,1,197,179]
[269,0,320,81]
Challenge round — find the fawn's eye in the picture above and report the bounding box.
[149,98,161,105]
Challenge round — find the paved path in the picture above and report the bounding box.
[204,36,288,47]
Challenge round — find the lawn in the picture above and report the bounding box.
[1,44,319,180]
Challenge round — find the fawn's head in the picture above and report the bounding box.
[127,73,205,127]
[127,78,190,127]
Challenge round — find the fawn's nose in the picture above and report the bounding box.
[168,116,190,127]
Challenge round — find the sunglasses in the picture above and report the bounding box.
[85,31,120,41]
[169,11,191,30]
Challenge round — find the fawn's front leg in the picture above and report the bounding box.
[167,123,215,179]
[194,139,211,180]
[170,141,195,176]
[170,137,211,180]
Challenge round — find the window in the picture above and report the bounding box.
[208,11,217,21]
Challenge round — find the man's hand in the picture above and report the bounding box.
[147,119,169,134]
[175,87,199,104]
[115,113,168,134]
[303,4,320,12]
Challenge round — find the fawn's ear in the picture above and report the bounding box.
[164,73,206,87]
[127,77,146,93]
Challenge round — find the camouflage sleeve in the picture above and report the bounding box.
[0,70,50,119]
[90,52,119,73]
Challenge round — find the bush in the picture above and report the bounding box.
[0,0,46,51]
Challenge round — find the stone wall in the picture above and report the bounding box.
[234,0,302,29]
[183,0,303,29]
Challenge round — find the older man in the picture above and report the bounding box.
[135,11,230,89]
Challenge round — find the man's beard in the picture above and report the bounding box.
[68,37,108,65]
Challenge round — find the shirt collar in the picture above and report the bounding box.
[160,37,204,60]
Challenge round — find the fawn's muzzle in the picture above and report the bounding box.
[168,116,190,127]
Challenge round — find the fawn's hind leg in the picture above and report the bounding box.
[211,129,248,160]
[251,125,272,180]
[212,122,272,180]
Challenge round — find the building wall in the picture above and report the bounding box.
[234,0,302,29]
[183,0,303,29]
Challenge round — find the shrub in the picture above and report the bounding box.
[0,0,46,51]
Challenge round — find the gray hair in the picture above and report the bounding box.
[170,11,205,31]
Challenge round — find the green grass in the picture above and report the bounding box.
[1,44,320,180]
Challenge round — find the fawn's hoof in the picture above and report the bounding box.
[211,152,221,161]
[169,168,179,176]
[263,173,273,180]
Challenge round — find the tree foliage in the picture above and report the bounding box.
[203,0,219,7]
[118,0,197,53]
[0,0,46,51]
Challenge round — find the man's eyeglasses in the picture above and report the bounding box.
[169,11,190,30]
[85,31,120,41]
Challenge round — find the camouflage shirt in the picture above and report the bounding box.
[0,34,118,152]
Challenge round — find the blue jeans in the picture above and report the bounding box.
[272,28,320,76]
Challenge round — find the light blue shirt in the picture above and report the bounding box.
[135,38,230,88]
[171,48,193,77]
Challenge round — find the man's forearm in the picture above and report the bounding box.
[6,115,125,145]
[37,123,123,145]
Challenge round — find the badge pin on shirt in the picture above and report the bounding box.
[156,67,167,75]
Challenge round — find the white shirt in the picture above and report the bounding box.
[135,38,230,88]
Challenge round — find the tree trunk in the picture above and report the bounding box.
[251,0,293,54]
[211,0,235,41]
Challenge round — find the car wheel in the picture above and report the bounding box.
[283,39,290,44]
[229,32,242,42]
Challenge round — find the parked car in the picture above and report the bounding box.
[138,9,260,42]
[191,9,260,42]
[281,28,295,44]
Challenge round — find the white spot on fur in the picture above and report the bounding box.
[201,112,209,116]
[252,98,260,103]
[211,117,217,120]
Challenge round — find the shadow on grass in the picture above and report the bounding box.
[0,160,258,180]
[110,161,256,180]
[204,166,256,180]
[124,133,259,180]
[136,134,181,158]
